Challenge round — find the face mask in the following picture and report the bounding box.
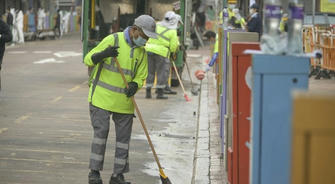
[249,9,255,15]
[133,35,147,47]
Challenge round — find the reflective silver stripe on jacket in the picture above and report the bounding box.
[158,28,171,41]
[97,80,125,94]
[103,63,134,77]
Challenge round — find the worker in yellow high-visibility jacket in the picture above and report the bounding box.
[84,15,157,184]
[145,11,181,99]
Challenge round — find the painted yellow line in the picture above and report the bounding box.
[68,85,81,92]
[0,168,48,173]
[0,157,87,165]
[36,117,88,122]
[0,147,73,154]
[82,80,88,85]
[15,113,32,124]
[0,128,9,134]
[50,96,63,103]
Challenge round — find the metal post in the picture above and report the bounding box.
[312,0,315,25]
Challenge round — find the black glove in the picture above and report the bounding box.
[124,82,138,97]
[170,53,177,61]
[91,46,119,65]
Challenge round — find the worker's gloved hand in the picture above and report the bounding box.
[103,46,119,58]
[124,82,138,97]
[91,46,119,65]
[170,53,177,61]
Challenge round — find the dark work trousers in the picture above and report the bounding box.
[89,103,133,174]
[146,52,170,89]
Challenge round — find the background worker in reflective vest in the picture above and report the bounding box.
[84,15,157,184]
[145,11,181,99]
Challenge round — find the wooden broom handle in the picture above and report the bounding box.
[114,58,163,170]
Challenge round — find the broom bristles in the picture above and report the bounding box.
[160,175,172,184]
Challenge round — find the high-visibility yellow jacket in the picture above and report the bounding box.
[235,17,246,27]
[84,31,148,114]
[145,24,179,58]
[214,34,219,53]
[219,9,235,24]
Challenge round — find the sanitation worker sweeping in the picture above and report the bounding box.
[84,15,172,184]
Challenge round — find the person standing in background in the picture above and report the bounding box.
[54,9,61,37]
[0,19,13,92]
[246,3,262,37]
[16,10,24,44]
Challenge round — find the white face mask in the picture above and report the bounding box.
[133,35,147,47]
[249,9,255,15]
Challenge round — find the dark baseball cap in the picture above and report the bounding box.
[250,3,259,10]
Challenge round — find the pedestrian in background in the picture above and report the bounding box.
[16,10,24,44]
[0,19,13,92]
[6,7,13,29]
[28,8,36,33]
[246,3,262,37]
[54,9,61,37]
[6,7,14,45]
[145,11,181,99]
[84,15,157,184]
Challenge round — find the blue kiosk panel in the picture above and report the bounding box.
[251,54,310,184]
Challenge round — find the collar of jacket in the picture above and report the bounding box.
[251,12,258,19]
[124,27,136,48]
[123,26,136,58]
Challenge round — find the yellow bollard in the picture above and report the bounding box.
[291,92,335,184]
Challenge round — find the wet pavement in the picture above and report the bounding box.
[1,32,334,184]
[0,33,206,184]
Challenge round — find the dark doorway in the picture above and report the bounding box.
[136,0,146,15]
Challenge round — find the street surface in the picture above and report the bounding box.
[0,33,204,184]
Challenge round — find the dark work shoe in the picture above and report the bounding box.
[109,173,131,184]
[163,87,177,95]
[156,88,168,99]
[145,88,152,99]
[88,170,103,184]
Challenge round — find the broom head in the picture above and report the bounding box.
[159,169,172,184]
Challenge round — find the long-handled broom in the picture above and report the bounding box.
[114,58,172,184]
[171,61,191,102]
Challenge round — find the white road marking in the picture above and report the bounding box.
[33,58,65,64]
[54,51,82,58]
[33,51,52,54]
[8,51,27,54]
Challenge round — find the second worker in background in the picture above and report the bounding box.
[145,11,181,99]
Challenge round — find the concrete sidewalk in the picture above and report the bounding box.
[190,47,335,184]
[185,47,226,184]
